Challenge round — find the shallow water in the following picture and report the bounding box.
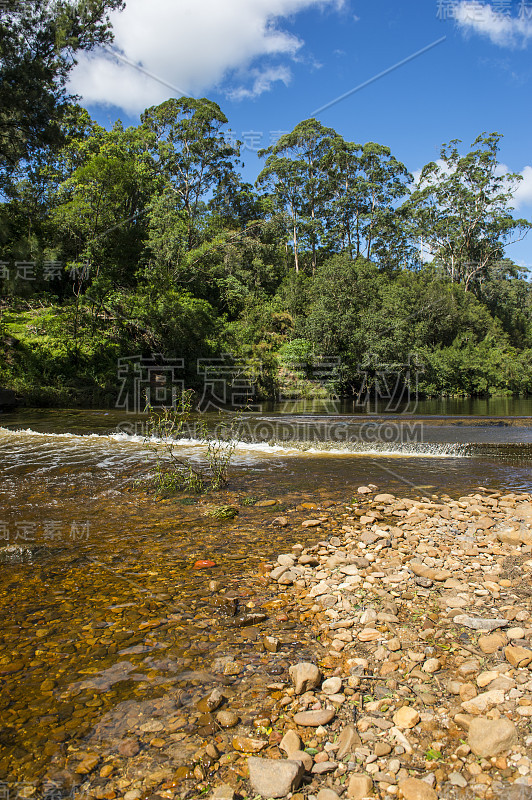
[1,404,532,789]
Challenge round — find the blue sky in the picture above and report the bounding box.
[71,0,532,267]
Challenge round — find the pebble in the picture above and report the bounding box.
[468,717,518,757]
[248,757,305,798]
[392,707,420,729]
[289,662,321,694]
[293,709,336,726]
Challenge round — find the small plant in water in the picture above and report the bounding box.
[143,390,239,495]
[206,505,239,520]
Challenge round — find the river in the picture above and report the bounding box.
[1,402,531,792]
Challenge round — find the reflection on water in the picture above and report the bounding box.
[0,404,532,787]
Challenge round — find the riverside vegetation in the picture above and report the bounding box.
[1,5,532,405]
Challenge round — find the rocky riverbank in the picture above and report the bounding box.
[59,487,532,800]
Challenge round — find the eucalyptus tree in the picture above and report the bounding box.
[408,132,531,292]
[141,98,241,252]
[323,137,412,265]
[257,118,336,273]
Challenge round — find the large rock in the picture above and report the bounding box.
[289,662,321,694]
[347,774,373,799]
[467,716,518,758]
[336,724,362,759]
[293,708,335,727]
[397,777,437,800]
[248,757,304,798]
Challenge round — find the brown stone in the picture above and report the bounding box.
[478,632,507,654]
[505,645,532,667]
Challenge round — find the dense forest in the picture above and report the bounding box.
[1,1,531,406]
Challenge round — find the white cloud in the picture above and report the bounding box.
[454,2,532,47]
[227,65,292,100]
[69,0,344,114]
[498,164,532,209]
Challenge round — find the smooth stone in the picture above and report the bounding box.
[336,724,362,758]
[317,791,341,800]
[393,707,420,729]
[505,645,532,667]
[312,760,337,774]
[216,710,239,728]
[478,631,508,653]
[248,757,304,798]
[461,689,505,714]
[453,615,508,631]
[289,662,321,694]
[322,677,342,695]
[232,736,267,753]
[467,717,518,758]
[117,738,140,757]
[448,772,468,788]
[293,709,335,727]
[347,774,374,799]
[279,730,302,756]
[210,785,235,800]
[291,749,313,771]
[398,777,437,800]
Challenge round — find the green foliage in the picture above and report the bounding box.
[143,392,239,495]
[0,91,530,404]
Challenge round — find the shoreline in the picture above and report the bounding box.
[58,485,532,800]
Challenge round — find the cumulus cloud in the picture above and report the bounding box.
[498,164,532,209]
[454,2,532,47]
[69,0,344,114]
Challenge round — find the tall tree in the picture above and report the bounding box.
[323,138,411,264]
[408,132,531,292]
[258,119,336,273]
[141,98,241,252]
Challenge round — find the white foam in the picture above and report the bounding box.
[0,426,467,459]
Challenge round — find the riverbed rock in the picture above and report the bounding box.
[397,777,437,800]
[392,707,420,729]
[347,774,373,799]
[210,785,235,800]
[467,716,518,757]
[248,757,304,798]
[289,662,321,694]
[216,710,239,728]
[293,708,335,727]
[453,615,508,631]
[322,676,342,695]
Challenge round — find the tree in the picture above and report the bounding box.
[324,138,412,266]
[0,0,124,193]
[141,98,241,251]
[257,119,336,273]
[408,132,531,292]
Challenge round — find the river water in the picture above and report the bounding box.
[1,402,532,791]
